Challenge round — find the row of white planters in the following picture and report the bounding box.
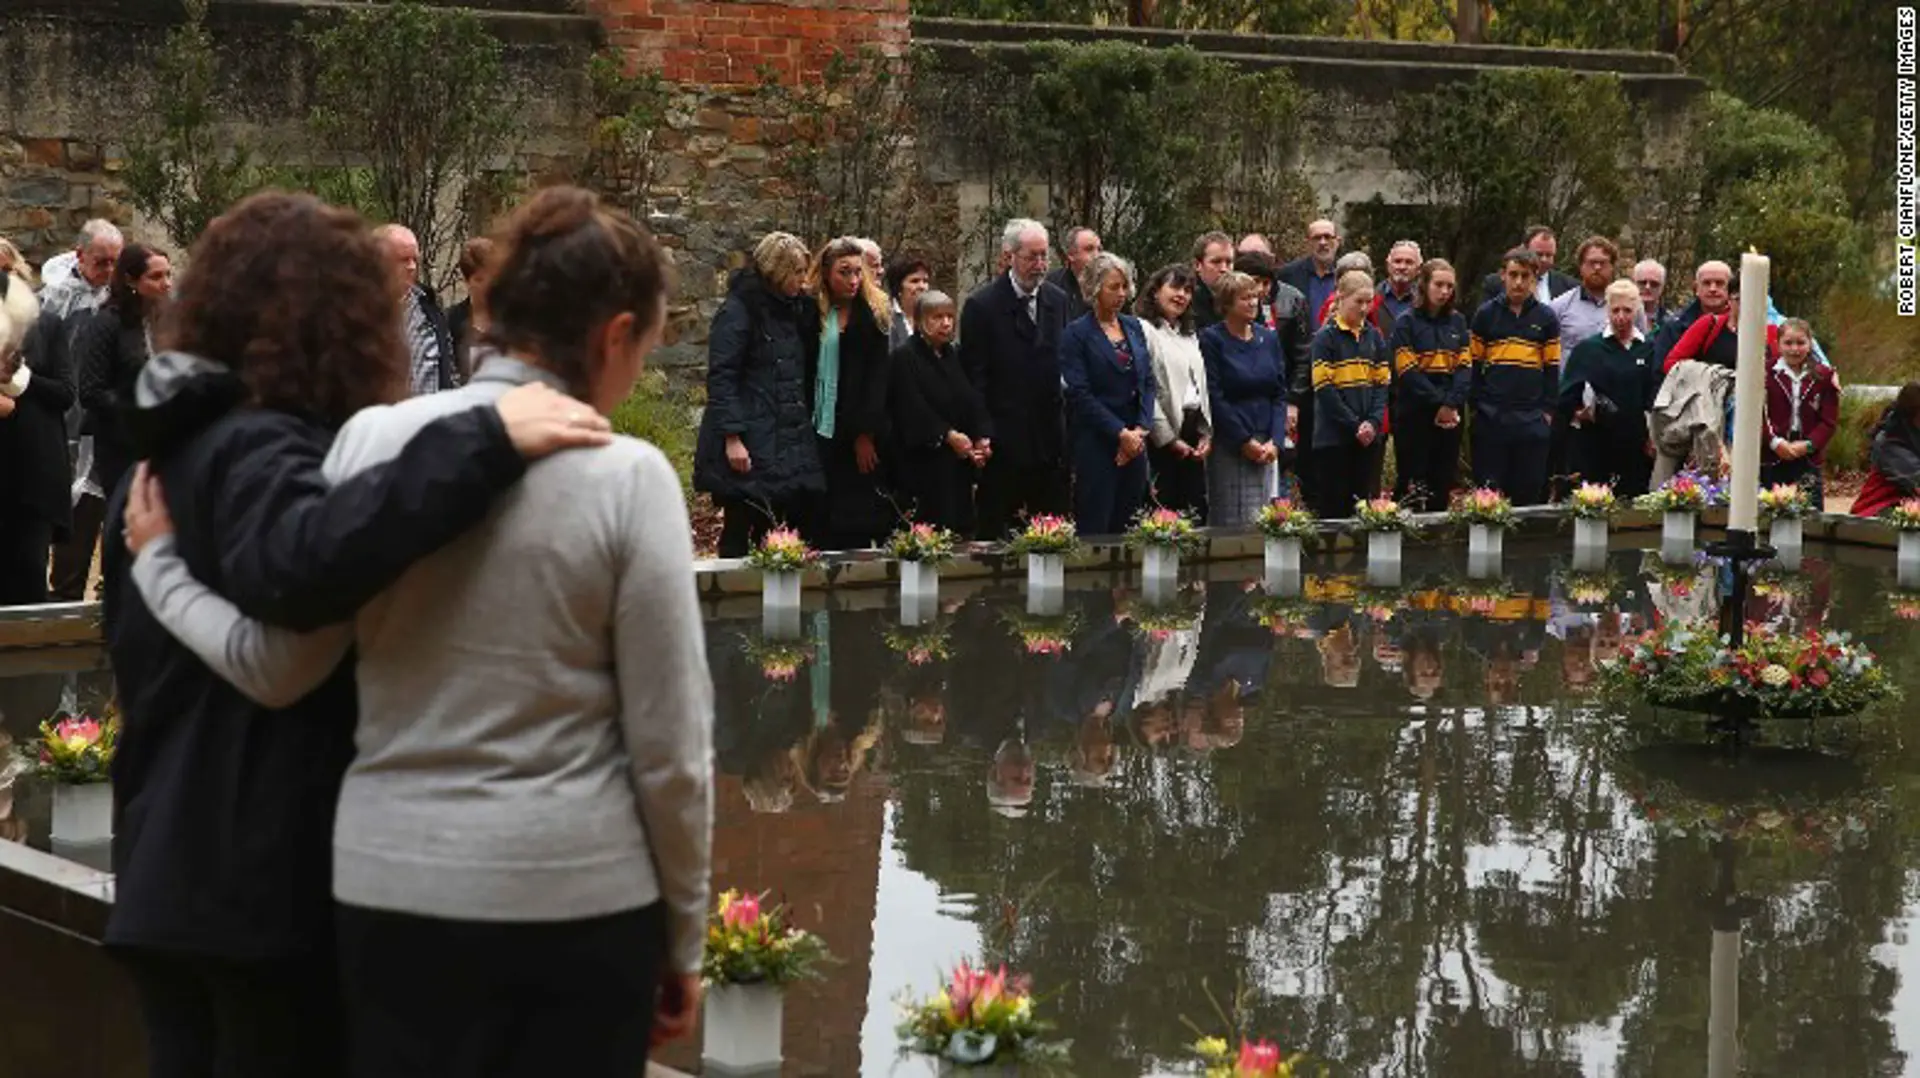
[705,984,1009,1076]
[52,782,113,845]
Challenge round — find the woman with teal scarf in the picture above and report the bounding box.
[809,237,895,549]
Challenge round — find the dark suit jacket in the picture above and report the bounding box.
[1480,269,1578,310]
[958,273,1071,467]
[1058,313,1156,446]
[0,301,78,535]
[1045,266,1090,324]
[72,305,149,496]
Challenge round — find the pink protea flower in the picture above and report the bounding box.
[723,892,762,931]
[53,717,102,754]
[1237,1038,1282,1073]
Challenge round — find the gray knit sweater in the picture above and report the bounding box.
[131,357,714,971]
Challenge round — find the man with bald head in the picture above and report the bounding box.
[375,223,459,396]
[1277,219,1341,331]
[1650,259,1732,372]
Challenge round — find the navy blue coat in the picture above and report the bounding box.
[1059,312,1156,446]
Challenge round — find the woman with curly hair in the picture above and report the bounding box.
[122,186,711,1076]
[808,235,895,548]
[99,191,611,1078]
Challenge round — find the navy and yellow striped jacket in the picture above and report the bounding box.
[1388,307,1470,417]
[1469,296,1561,428]
[1310,313,1390,449]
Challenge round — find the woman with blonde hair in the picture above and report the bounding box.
[1309,270,1391,517]
[1199,269,1288,525]
[807,236,894,549]
[694,231,827,555]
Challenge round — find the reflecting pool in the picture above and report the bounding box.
[5,537,1920,1076]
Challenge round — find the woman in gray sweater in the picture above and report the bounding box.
[121,187,713,1077]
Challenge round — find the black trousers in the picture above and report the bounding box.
[1148,442,1207,520]
[1762,456,1825,507]
[1472,419,1552,507]
[1571,428,1655,500]
[335,902,667,1078]
[50,491,106,601]
[1393,412,1463,513]
[0,516,53,606]
[975,452,1069,541]
[899,448,978,536]
[1313,443,1373,519]
[114,947,343,1078]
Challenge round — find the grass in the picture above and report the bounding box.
[607,370,696,498]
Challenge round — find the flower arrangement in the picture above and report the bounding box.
[1352,584,1408,623]
[1600,620,1896,717]
[888,521,960,564]
[1565,482,1619,520]
[1889,591,1920,621]
[1635,471,1722,515]
[1131,595,1203,640]
[742,634,813,683]
[1192,1036,1314,1077]
[1619,775,1881,856]
[897,961,1066,1068]
[1126,507,1205,554]
[885,621,952,666]
[1001,609,1081,656]
[1448,487,1515,529]
[1007,514,1081,557]
[1250,593,1319,635]
[1757,483,1813,522]
[701,890,834,987]
[31,712,118,785]
[747,527,816,573]
[1450,576,1517,616]
[1351,495,1414,533]
[1557,569,1620,610]
[1639,550,1707,597]
[1254,499,1318,541]
[1885,498,1920,531]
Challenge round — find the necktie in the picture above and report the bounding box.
[1025,289,1038,323]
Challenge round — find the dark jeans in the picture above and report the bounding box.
[1313,443,1373,519]
[975,452,1069,541]
[0,516,53,605]
[1392,411,1462,513]
[335,902,667,1078]
[113,947,342,1078]
[50,490,106,601]
[1472,418,1552,507]
[1762,456,1825,507]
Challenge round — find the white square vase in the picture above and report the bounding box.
[1026,553,1064,593]
[703,983,784,1073]
[1572,518,1608,571]
[1142,545,1179,582]
[1768,517,1804,570]
[762,570,801,609]
[51,782,112,844]
[901,560,940,606]
[1661,512,1696,565]
[1900,532,1920,589]
[1468,523,1504,562]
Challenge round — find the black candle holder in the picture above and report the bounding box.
[1704,528,1776,648]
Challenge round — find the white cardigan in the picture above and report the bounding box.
[1143,319,1212,448]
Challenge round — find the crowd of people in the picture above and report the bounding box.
[2,189,715,1078]
[691,217,1920,557]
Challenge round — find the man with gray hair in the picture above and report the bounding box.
[374,223,459,395]
[1278,218,1342,331]
[34,220,121,600]
[38,220,122,317]
[960,218,1072,539]
[1633,258,1675,335]
[1377,240,1422,330]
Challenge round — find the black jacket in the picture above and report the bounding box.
[73,303,150,497]
[446,298,475,383]
[100,352,532,959]
[890,335,989,450]
[1268,280,1313,404]
[412,284,460,393]
[0,292,77,535]
[1045,265,1090,324]
[693,269,826,506]
[958,273,1071,467]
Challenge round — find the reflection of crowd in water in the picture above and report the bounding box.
[705,553,1838,815]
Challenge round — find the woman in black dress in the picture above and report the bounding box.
[808,237,895,549]
[887,290,989,533]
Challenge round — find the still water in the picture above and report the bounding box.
[5,539,1920,1076]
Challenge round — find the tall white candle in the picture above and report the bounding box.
[1727,252,1770,535]
[1707,927,1740,1078]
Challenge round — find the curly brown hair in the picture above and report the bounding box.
[155,191,405,426]
[484,186,674,398]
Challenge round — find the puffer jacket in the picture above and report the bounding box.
[693,269,826,505]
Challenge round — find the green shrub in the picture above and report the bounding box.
[608,371,696,498]
[1819,289,1920,389]
[1826,391,1887,475]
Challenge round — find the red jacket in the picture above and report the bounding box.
[1762,362,1839,464]
[1663,312,1779,374]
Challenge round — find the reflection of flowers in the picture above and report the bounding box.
[1751,568,1811,601]
[1131,594,1203,640]
[898,961,1065,1068]
[1448,486,1515,529]
[1640,550,1707,597]
[702,889,834,986]
[1353,585,1408,623]
[1557,568,1620,609]
[1449,576,1516,616]
[1621,779,1879,855]
[1889,591,1920,621]
[884,621,952,666]
[741,634,813,683]
[1250,593,1319,635]
[1193,1034,1314,1076]
[1000,609,1081,656]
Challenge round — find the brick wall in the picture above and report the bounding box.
[654,771,889,1077]
[586,0,909,86]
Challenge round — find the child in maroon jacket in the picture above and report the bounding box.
[1762,318,1838,505]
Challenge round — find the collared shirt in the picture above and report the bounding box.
[1303,264,1338,330]
[1009,270,1040,322]
[404,286,444,397]
[1534,272,1554,305]
[1773,357,1812,443]
[1376,280,1417,329]
[1469,296,1562,425]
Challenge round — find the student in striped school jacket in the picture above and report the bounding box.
[1387,258,1470,512]
[1469,248,1562,506]
[1309,270,1391,518]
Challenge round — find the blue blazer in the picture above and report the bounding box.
[1059,313,1156,446]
